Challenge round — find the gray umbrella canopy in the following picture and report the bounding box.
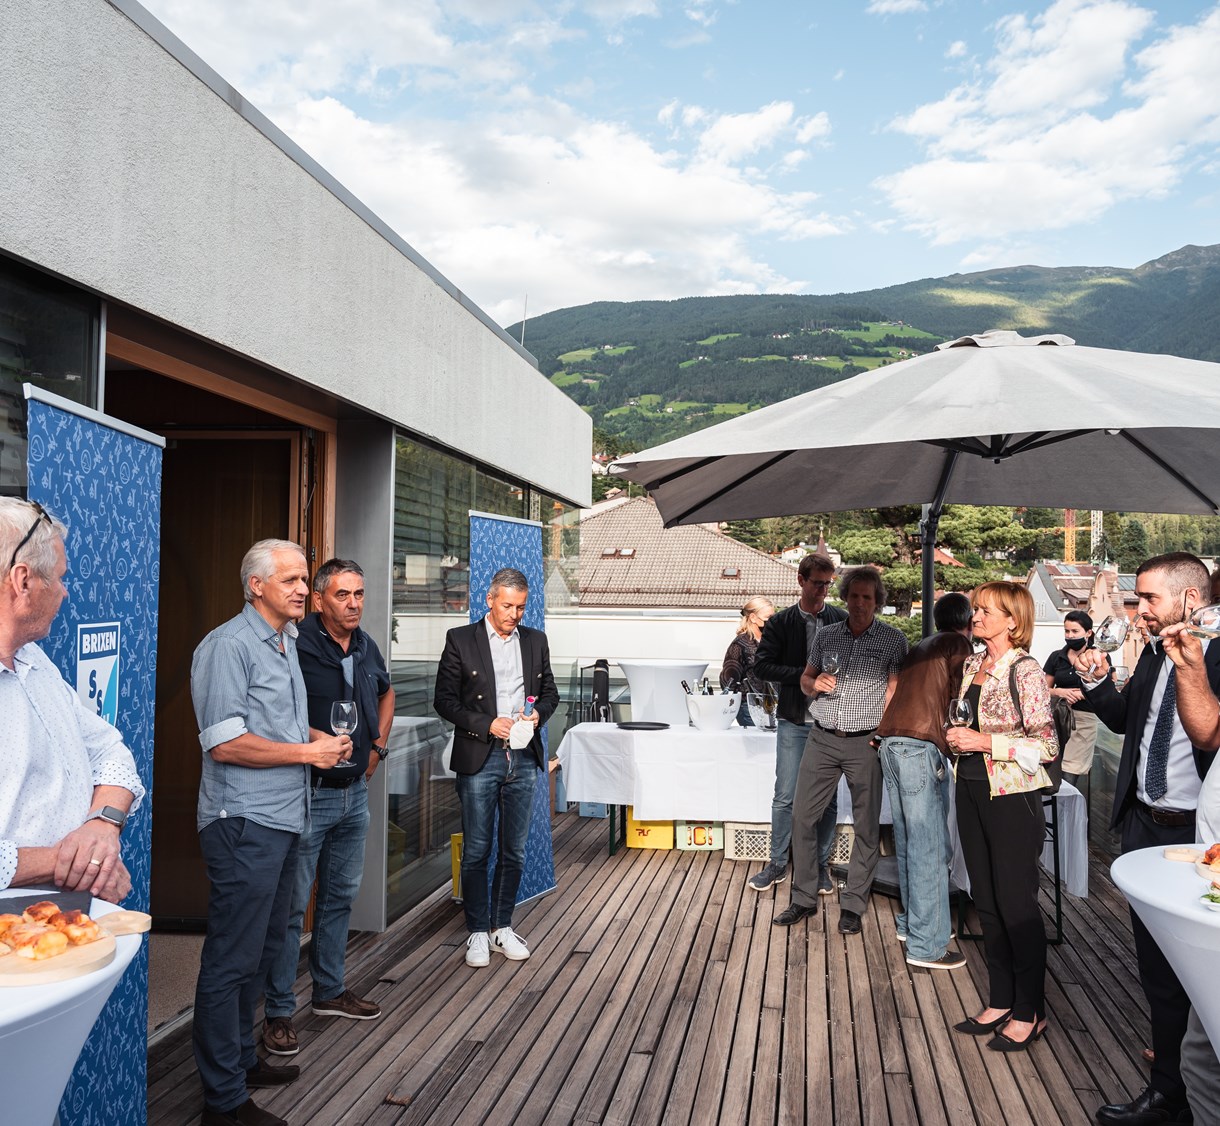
[610,331,1220,527]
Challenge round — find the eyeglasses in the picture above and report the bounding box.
[7,501,51,574]
[804,579,832,589]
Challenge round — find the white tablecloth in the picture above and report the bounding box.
[1112,847,1220,1049]
[557,723,1088,895]
[0,891,143,1124]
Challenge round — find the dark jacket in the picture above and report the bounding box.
[753,601,848,726]
[1088,640,1220,830]
[433,618,560,774]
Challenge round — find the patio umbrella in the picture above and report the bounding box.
[609,330,1220,624]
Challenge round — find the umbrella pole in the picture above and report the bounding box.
[920,451,959,638]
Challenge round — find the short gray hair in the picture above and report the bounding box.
[488,567,529,598]
[240,538,305,602]
[0,497,68,582]
[312,557,363,596]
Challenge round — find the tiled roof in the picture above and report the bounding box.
[577,497,800,610]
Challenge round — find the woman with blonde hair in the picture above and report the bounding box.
[946,581,1059,1052]
[720,596,776,726]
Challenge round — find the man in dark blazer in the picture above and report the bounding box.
[1074,552,1218,1126]
[433,567,559,969]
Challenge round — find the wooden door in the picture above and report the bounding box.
[150,436,294,924]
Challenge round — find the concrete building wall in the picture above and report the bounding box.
[0,0,590,506]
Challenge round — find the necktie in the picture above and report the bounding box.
[1144,663,1176,803]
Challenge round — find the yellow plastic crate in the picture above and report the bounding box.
[625,807,674,849]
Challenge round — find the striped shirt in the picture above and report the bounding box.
[808,618,908,732]
[192,603,311,833]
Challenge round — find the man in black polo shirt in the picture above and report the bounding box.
[262,559,394,1057]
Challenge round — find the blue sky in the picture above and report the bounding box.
[140,0,1220,325]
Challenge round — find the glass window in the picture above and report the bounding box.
[385,433,528,920]
[0,256,99,494]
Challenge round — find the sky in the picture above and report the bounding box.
[139,0,1220,327]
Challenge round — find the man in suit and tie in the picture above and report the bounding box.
[1073,552,1218,1126]
[433,567,559,968]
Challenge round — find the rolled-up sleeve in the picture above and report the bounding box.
[0,840,16,890]
[192,635,252,752]
[71,691,146,812]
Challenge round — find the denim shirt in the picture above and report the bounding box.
[192,603,311,833]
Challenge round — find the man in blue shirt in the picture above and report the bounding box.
[191,539,352,1126]
[262,558,394,1058]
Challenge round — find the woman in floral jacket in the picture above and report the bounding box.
[946,581,1059,1052]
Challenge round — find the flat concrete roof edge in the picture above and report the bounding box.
[107,0,539,370]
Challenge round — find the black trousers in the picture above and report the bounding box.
[1121,803,1197,1105]
[956,778,1047,1023]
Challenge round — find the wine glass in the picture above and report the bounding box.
[1094,616,1129,653]
[822,653,842,675]
[946,698,973,780]
[1112,665,1130,690]
[1186,603,1220,640]
[330,700,358,767]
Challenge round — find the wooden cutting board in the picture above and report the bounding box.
[0,909,150,987]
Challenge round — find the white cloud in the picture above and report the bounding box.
[877,1,1220,251]
[866,0,928,13]
[945,40,967,59]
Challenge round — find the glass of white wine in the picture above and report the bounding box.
[1094,616,1129,653]
[822,653,841,675]
[946,698,973,781]
[1186,603,1220,639]
[330,700,358,767]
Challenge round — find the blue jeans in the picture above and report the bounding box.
[772,718,837,868]
[194,817,298,1113]
[878,737,952,961]
[264,778,371,1017]
[455,745,539,933]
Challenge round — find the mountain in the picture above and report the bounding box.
[508,244,1220,452]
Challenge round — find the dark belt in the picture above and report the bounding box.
[313,774,358,789]
[1136,799,1195,828]
[814,721,873,739]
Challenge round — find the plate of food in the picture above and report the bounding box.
[0,899,151,986]
[1195,843,1220,884]
[1200,883,1220,912]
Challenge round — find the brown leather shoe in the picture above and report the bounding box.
[262,1016,298,1056]
[311,989,381,1020]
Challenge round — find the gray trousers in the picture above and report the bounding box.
[1183,1007,1220,1126]
[791,725,881,915]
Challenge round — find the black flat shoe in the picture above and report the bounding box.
[953,1010,1012,1035]
[988,1020,1047,1052]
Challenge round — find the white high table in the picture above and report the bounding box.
[1111,847,1220,1048]
[0,891,143,1125]
[556,723,1088,898]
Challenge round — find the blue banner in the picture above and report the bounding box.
[468,512,556,904]
[26,393,162,1126]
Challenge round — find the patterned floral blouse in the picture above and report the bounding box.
[955,647,1059,797]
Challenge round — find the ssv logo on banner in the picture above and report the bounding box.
[77,621,121,725]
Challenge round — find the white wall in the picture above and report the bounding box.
[0,0,590,507]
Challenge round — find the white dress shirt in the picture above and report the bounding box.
[0,642,145,888]
[1137,642,1208,811]
[485,616,525,719]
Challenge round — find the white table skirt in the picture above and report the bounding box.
[0,890,143,1125]
[1112,847,1220,1048]
[557,723,1088,895]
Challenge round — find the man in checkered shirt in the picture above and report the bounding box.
[773,566,907,936]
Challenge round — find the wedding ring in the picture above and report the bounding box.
[88,858,102,866]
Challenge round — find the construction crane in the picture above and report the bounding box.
[1063,509,1077,564]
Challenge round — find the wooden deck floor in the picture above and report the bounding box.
[149,810,1150,1124]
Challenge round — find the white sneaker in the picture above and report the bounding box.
[490,927,530,961]
[465,932,490,967]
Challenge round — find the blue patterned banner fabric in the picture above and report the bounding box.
[27,397,162,1126]
[468,514,557,905]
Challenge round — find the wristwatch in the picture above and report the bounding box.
[86,805,128,831]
